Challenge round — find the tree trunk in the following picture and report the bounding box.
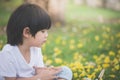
[24,0,66,25]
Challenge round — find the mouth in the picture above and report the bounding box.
[43,40,47,43]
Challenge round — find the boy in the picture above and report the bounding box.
[0,3,72,80]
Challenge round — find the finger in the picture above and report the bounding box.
[52,76,59,80]
[54,67,62,70]
[51,69,62,75]
[49,67,62,71]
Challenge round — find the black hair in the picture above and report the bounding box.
[6,3,51,45]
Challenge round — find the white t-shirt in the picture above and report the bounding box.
[0,44,44,80]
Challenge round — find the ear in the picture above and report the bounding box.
[23,27,31,38]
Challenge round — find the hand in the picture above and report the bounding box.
[34,67,62,80]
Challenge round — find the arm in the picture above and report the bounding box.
[4,67,61,80]
[5,77,36,80]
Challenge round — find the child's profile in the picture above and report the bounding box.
[0,3,72,80]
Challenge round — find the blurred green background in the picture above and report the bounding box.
[0,0,120,80]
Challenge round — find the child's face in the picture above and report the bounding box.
[30,29,48,47]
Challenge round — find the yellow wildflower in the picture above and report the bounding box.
[54,58,62,64]
[80,71,86,77]
[118,50,120,54]
[77,43,83,48]
[109,74,115,78]
[102,63,110,68]
[54,47,61,56]
[62,40,66,45]
[109,51,115,56]
[116,32,120,38]
[74,72,78,78]
[106,27,111,32]
[45,59,52,65]
[104,56,110,63]
[114,64,119,70]
[70,39,75,44]
[69,44,75,50]
[95,35,99,41]
[102,33,109,39]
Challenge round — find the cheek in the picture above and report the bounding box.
[35,36,43,42]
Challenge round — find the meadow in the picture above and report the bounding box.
[0,0,120,80]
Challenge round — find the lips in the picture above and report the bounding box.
[43,40,47,43]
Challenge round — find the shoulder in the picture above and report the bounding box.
[0,44,16,60]
[1,44,16,52]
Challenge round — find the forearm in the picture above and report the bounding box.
[16,76,38,80]
[5,76,38,80]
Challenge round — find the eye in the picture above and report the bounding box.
[41,30,45,33]
[41,29,48,33]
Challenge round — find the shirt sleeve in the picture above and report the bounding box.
[0,51,17,77]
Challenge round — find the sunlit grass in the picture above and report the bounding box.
[65,0,120,22]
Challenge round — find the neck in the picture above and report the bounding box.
[18,44,31,63]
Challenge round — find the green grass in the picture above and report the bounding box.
[65,1,120,22]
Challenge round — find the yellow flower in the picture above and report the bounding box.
[77,43,83,48]
[104,56,110,63]
[70,39,75,44]
[109,51,115,56]
[102,40,106,44]
[74,72,78,78]
[100,54,105,58]
[106,27,111,32]
[54,58,62,64]
[69,44,75,50]
[93,55,98,60]
[43,55,47,61]
[113,58,119,65]
[95,35,99,41]
[118,50,120,54]
[80,71,86,77]
[99,44,103,49]
[71,67,76,72]
[54,47,61,56]
[94,68,99,72]
[116,32,120,38]
[55,37,61,44]
[102,63,110,68]
[102,33,109,39]
[87,74,92,79]
[109,74,115,78]
[69,63,75,68]
[83,30,88,35]
[114,64,119,70]
[45,59,52,65]
[62,40,66,45]
[117,44,120,48]
[73,52,79,60]
[110,36,114,41]
[87,73,96,79]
